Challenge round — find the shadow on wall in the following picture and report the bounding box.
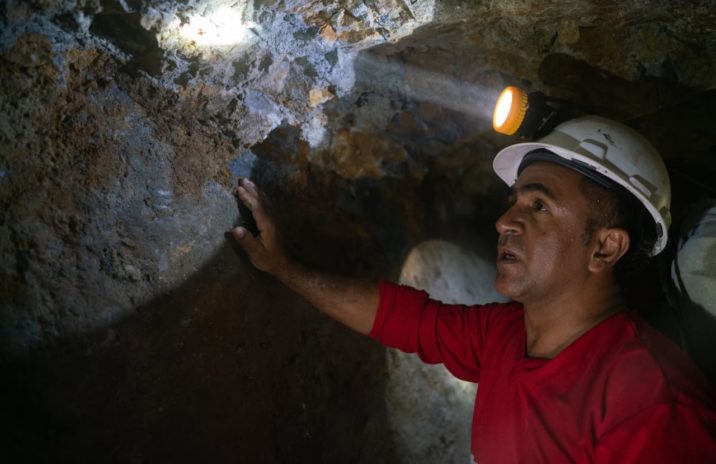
[0,113,466,463]
[1,241,396,464]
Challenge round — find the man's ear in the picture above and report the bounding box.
[588,228,630,273]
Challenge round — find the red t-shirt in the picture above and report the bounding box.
[369,281,716,463]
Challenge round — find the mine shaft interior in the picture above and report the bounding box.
[2,1,715,462]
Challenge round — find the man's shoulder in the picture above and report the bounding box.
[385,281,523,314]
[383,281,525,337]
[597,312,715,419]
[433,299,525,338]
[588,314,716,461]
[478,300,524,327]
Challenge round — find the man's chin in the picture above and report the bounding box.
[494,276,521,300]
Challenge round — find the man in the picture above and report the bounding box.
[232,116,716,462]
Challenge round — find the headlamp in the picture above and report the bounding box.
[492,86,528,135]
[492,86,578,139]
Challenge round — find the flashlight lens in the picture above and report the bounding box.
[494,90,513,128]
[493,86,528,135]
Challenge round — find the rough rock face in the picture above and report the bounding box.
[2,0,715,462]
[0,32,238,353]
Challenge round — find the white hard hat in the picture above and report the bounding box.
[493,115,671,256]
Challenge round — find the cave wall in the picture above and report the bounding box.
[2,0,715,462]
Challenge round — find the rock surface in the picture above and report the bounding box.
[1,0,715,462]
[394,239,506,464]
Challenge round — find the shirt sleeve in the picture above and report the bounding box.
[593,402,716,463]
[368,280,500,383]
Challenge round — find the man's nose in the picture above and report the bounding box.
[495,206,522,236]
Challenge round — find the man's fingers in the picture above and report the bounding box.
[232,182,285,274]
[236,185,259,211]
[236,180,266,213]
[236,181,274,236]
[241,178,259,196]
[249,202,273,235]
[237,178,259,203]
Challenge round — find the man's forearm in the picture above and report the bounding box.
[275,260,379,335]
[233,178,379,334]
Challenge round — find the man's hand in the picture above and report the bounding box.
[232,178,288,276]
[231,177,379,335]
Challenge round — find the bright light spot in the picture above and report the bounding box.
[178,6,249,47]
[494,88,513,128]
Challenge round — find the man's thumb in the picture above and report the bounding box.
[232,227,260,255]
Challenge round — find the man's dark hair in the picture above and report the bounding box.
[578,176,658,287]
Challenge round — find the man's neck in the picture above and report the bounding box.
[522,282,626,359]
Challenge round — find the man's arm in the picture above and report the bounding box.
[232,178,379,335]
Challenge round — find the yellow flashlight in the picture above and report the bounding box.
[492,86,528,135]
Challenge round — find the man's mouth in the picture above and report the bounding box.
[498,248,519,263]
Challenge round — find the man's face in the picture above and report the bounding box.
[494,162,594,303]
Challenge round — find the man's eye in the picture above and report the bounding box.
[533,200,547,211]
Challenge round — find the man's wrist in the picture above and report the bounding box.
[272,256,299,282]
